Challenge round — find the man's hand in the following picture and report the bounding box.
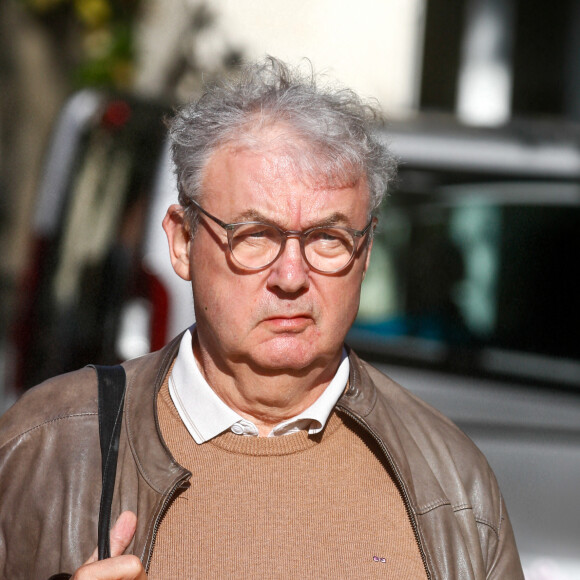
[72,511,146,579]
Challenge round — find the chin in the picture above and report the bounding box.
[249,337,336,373]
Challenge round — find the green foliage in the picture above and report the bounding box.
[16,0,141,89]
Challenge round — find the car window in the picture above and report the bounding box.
[352,179,580,387]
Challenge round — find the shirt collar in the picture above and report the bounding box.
[168,326,349,444]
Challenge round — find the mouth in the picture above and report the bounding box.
[262,314,314,332]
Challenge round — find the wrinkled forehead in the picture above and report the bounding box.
[205,120,366,193]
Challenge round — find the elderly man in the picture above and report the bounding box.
[0,58,523,579]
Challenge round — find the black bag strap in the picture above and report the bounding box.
[47,365,126,579]
[93,364,127,561]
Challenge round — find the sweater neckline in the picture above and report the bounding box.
[207,412,344,457]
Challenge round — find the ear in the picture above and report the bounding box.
[162,204,192,281]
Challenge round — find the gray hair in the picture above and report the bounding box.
[168,57,397,228]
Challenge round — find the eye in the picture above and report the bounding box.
[233,224,279,245]
[308,228,348,244]
[248,229,268,238]
[319,231,339,241]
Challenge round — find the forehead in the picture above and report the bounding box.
[200,132,370,225]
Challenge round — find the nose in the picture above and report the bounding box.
[266,236,310,294]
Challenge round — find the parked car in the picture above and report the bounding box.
[5,89,193,395]
[5,91,580,578]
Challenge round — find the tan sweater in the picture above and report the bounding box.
[148,376,427,579]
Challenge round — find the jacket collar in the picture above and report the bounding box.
[122,334,189,493]
[340,346,378,417]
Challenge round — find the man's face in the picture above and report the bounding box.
[182,138,373,375]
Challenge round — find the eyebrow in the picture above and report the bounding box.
[231,209,353,229]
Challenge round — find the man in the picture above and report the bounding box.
[0,58,523,579]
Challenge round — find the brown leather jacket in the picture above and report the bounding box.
[0,336,523,579]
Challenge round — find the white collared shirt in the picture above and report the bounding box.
[168,327,349,444]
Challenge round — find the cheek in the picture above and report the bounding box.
[342,284,364,325]
[317,274,364,330]
[191,266,263,330]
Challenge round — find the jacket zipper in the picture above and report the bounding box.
[337,405,432,580]
[143,339,191,572]
[143,473,191,572]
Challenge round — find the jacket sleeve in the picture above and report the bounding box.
[486,494,524,579]
[0,371,102,579]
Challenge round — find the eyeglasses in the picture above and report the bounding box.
[188,199,373,274]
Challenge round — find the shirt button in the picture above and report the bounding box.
[231,424,244,435]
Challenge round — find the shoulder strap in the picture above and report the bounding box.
[93,364,127,561]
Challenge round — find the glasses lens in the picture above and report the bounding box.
[304,227,355,272]
[230,224,282,269]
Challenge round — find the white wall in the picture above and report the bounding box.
[136,0,426,116]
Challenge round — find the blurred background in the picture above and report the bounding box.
[1,0,580,578]
[4,0,580,333]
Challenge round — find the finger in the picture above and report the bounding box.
[83,511,138,565]
[73,554,146,580]
[109,511,138,558]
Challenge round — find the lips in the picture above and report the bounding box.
[262,314,313,331]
